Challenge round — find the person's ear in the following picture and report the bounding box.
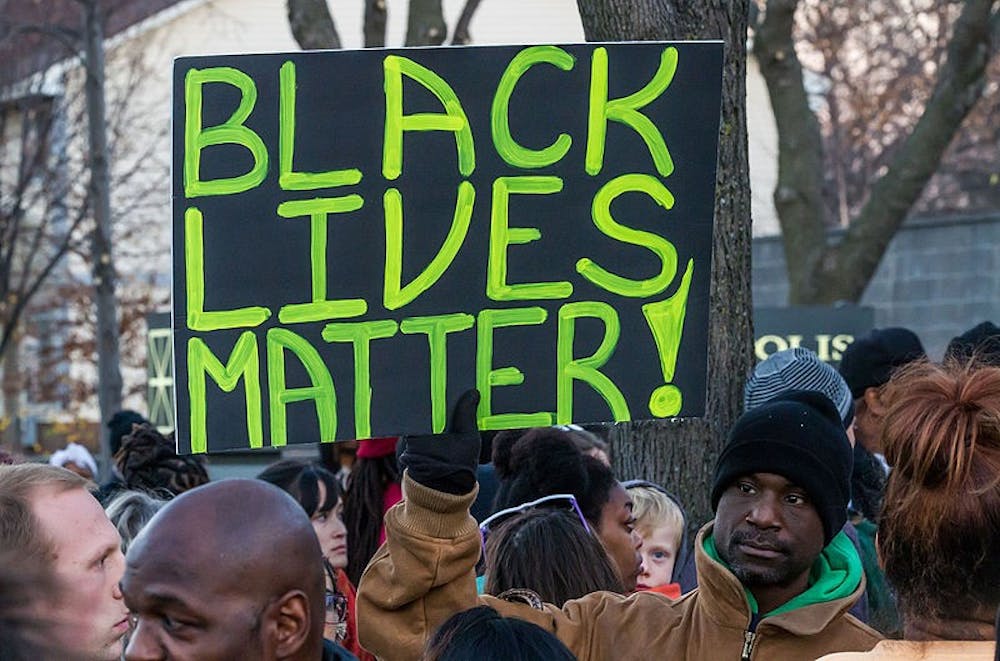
[864,387,887,417]
[270,590,312,657]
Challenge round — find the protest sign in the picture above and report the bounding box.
[172,42,723,453]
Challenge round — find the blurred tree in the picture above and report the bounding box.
[0,0,168,459]
[286,0,456,48]
[755,0,1000,304]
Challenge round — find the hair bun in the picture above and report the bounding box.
[883,362,1000,494]
[491,428,590,512]
[509,429,589,495]
[491,429,524,480]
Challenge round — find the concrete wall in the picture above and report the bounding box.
[752,213,1000,359]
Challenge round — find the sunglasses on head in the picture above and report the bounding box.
[479,493,591,555]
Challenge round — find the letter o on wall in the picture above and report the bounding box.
[754,334,788,361]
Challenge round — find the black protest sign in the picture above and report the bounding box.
[172,42,723,454]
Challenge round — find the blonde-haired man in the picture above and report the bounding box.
[0,464,130,659]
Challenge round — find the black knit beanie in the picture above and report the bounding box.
[711,390,853,546]
[839,327,926,399]
[945,321,1000,366]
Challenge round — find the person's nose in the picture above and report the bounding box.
[124,620,164,661]
[745,493,782,530]
[631,529,643,550]
[111,551,126,599]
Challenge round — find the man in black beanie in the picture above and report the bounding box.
[945,320,1000,366]
[839,327,924,459]
[710,390,856,623]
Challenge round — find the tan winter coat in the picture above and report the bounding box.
[818,640,996,660]
[357,475,882,661]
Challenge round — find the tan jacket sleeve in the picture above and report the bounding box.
[356,473,677,661]
[356,473,483,660]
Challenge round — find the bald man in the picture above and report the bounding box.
[121,479,353,661]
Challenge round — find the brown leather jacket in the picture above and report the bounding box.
[358,475,882,661]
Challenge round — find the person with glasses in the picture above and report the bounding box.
[490,427,643,591]
[480,495,625,606]
[258,460,372,661]
[357,389,883,660]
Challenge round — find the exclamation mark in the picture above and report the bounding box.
[642,258,694,417]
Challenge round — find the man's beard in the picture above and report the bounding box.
[719,528,807,588]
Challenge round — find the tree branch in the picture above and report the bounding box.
[754,0,828,303]
[824,0,999,302]
[364,0,387,48]
[405,0,447,46]
[287,0,341,50]
[451,0,483,45]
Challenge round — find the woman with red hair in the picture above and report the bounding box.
[820,360,1000,659]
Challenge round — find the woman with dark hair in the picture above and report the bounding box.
[491,427,643,591]
[343,437,401,586]
[424,605,576,661]
[257,459,372,661]
[819,360,1000,660]
[108,424,209,501]
[483,507,625,607]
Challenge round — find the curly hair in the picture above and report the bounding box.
[343,453,399,586]
[492,427,617,529]
[114,424,209,497]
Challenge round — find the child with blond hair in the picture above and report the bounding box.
[623,480,687,598]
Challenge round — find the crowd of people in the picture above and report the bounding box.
[1,322,999,660]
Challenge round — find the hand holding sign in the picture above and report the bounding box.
[398,389,481,495]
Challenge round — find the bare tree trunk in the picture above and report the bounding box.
[576,0,678,41]
[757,0,1000,304]
[83,0,122,477]
[405,0,447,47]
[451,0,483,45]
[579,0,754,533]
[364,0,387,48]
[753,0,827,304]
[287,0,342,50]
[1,334,21,454]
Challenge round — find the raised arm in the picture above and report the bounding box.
[356,475,482,660]
[356,390,485,660]
[355,390,678,659]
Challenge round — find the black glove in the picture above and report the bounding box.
[398,389,481,494]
